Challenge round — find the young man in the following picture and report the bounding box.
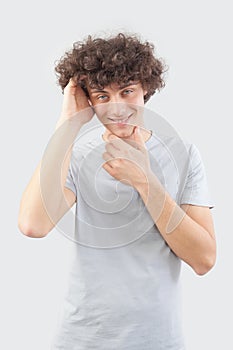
[18,33,216,349]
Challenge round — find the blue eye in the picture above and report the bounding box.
[97,95,107,100]
[123,89,133,95]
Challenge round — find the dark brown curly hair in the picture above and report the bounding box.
[54,33,168,103]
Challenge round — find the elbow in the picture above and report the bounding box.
[194,253,217,276]
[194,262,214,276]
[18,219,49,238]
[193,237,217,276]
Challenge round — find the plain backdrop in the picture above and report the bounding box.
[0,0,232,349]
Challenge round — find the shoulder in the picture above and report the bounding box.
[150,130,198,164]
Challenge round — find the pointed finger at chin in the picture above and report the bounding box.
[102,151,114,163]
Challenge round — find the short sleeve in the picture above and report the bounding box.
[64,165,77,197]
[178,143,214,209]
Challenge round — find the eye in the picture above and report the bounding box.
[123,89,133,95]
[97,95,108,101]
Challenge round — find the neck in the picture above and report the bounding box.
[102,126,152,143]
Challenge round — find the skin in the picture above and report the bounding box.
[86,81,216,275]
[86,82,151,142]
[19,77,216,275]
[17,78,95,237]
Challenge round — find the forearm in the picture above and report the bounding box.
[18,115,84,235]
[136,171,216,274]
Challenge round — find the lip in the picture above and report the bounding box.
[108,114,132,124]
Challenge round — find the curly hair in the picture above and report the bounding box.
[54,33,168,103]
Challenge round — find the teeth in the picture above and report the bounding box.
[110,116,129,122]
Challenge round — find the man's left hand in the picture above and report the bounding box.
[102,126,153,189]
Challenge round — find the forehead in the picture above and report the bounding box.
[88,81,141,93]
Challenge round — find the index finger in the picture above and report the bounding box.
[108,137,138,152]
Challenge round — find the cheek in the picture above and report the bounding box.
[93,103,108,119]
[128,94,145,107]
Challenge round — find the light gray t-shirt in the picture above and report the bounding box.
[51,127,214,350]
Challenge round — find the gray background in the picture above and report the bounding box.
[0,0,232,349]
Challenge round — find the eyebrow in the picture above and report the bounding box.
[119,83,138,89]
[90,83,138,94]
[90,89,108,94]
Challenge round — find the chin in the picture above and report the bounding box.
[109,125,135,137]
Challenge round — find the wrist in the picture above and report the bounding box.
[56,107,93,130]
[135,170,159,193]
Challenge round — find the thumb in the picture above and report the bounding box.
[133,126,145,150]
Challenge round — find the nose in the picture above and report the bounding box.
[108,101,128,118]
[94,101,128,120]
[105,93,128,118]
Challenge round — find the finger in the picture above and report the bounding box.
[78,74,87,82]
[132,126,146,152]
[108,135,130,153]
[105,143,125,161]
[102,162,115,175]
[102,151,114,161]
[61,80,79,116]
[67,77,91,110]
[69,77,77,87]
[102,152,120,170]
[74,80,90,108]
[110,127,144,152]
[63,78,76,94]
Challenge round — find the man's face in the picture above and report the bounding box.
[86,82,147,139]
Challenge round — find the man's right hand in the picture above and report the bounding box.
[57,77,94,129]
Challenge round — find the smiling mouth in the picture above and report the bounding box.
[108,114,132,124]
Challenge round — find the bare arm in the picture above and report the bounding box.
[101,127,216,275]
[18,78,94,238]
[136,172,216,275]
